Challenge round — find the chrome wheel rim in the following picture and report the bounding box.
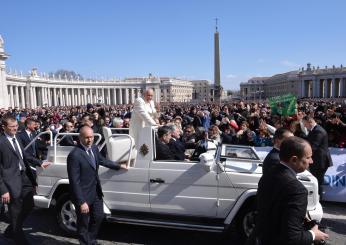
[60,200,77,232]
[242,211,256,237]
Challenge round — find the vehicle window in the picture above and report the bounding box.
[221,145,259,160]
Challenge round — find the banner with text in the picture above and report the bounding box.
[268,93,296,116]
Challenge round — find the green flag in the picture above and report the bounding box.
[269,94,297,116]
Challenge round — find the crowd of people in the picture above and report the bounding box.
[0,89,345,244]
[0,96,345,152]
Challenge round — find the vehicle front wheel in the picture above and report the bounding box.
[56,193,77,234]
[236,202,257,241]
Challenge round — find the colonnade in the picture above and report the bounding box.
[7,85,160,108]
[302,78,346,98]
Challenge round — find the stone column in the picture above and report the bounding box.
[136,88,139,99]
[124,88,129,104]
[30,87,34,108]
[32,87,37,108]
[8,86,13,108]
[58,88,62,106]
[14,86,19,107]
[132,88,136,103]
[77,88,81,105]
[46,87,50,106]
[101,88,104,104]
[70,88,73,106]
[119,88,123,104]
[106,88,110,104]
[84,88,87,104]
[43,87,47,106]
[20,86,25,108]
[312,79,319,98]
[331,79,336,97]
[46,87,53,106]
[94,88,98,103]
[64,88,69,106]
[323,79,328,98]
[113,88,117,105]
[340,78,345,97]
[71,88,75,106]
[53,88,57,106]
[39,87,44,106]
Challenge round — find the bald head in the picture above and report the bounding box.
[144,88,154,102]
[79,126,94,148]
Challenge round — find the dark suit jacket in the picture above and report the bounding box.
[307,124,333,171]
[59,135,76,146]
[156,140,175,160]
[262,147,280,176]
[17,130,37,157]
[0,134,41,198]
[67,144,120,206]
[168,138,185,160]
[255,163,313,245]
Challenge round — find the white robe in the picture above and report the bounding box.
[129,97,157,147]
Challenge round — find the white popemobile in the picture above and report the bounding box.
[32,126,323,241]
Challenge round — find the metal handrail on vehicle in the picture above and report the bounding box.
[24,131,53,170]
[99,132,134,168]
[53,133,102,164]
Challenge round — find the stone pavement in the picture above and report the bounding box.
[0,202,345,245]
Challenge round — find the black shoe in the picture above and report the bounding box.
[3,227,13,239]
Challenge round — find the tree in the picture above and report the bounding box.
[49,69,83,80]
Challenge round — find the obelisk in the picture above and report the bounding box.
[214,19,221,104]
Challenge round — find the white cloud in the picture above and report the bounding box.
[177,75,196,80]
[226,74,237,78]
[280,60,300,68]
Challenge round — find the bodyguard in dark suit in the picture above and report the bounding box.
[59,121,77,146]
[67,126,127,245]
[303,116,333,197]
[262,128,293,176]
[155,126,175,161]
[0,115,50,244]
[252,137,328,245]
[17,118,38,158]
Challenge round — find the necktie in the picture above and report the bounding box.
[12,138,26,171]
[87,149,96,169]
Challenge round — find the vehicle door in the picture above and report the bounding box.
[149,138,219,218]
[98,131,150,213]
[216,144,262,218]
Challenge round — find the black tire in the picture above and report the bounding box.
[235,201,257,242]
[56,193,78,235]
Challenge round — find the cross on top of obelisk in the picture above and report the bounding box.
[215,18,218,31]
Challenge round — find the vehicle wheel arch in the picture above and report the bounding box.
[224,189,257,226]
[224,190,258,242]
[51,183,70,206]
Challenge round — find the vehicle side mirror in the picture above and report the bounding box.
[199,153,215,172]
[220,157,227,162]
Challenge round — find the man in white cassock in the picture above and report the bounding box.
[129,88,158,148]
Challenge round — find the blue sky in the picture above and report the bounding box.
[1,0,346,90]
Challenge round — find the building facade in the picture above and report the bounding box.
[190,80,214,102]
[240,77,268,100]
[0,35,199,109]
[160,78,193,103]
[240,63,346,100]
